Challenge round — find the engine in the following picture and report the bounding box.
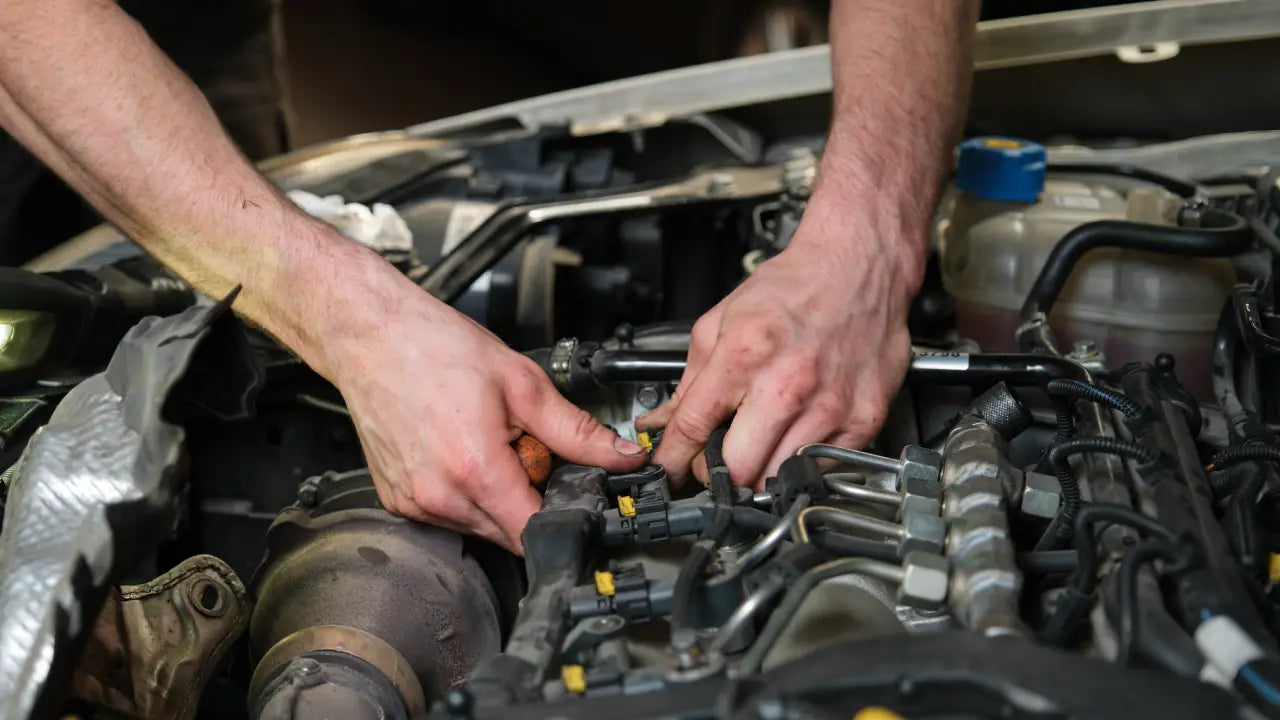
[3,114,1280,720]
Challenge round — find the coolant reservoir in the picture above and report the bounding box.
[938,137,1235,399]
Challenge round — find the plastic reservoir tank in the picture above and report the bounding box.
[937,137,1235,399]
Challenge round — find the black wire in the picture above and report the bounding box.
[1070,503,1181,594]
[1053,396,1076,441]
[670,428,736,631]
[706,426,735,506]
[668,542,712,632]
[1040,504,1187,647]
[1116,539,1192,667]
[1209,469,1245,499]
[807,528,900,564]
[1211,444,1280,470]
[1037,440,1156,551]
[728,506,900,563]
[1045,378,1147,422]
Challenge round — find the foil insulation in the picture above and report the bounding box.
[0,296,254,720]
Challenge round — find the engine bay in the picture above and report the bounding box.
[7,47,1280,720]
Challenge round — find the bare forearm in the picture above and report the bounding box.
[0,0,393,377]
[800,0,978,278]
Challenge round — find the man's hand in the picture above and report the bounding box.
[638,216,920,488]
[636,0,978,487]
[324,264,648,553]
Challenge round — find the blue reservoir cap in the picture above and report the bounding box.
[955,136,1047,203]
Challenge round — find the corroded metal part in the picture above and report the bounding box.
[72,555,250,720]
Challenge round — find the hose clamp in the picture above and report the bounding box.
[549,338,579,392]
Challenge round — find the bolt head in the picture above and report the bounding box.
[1072,340,1098,356]
[1021,471,1062,519]
[897,493,942,520]
[899,513,947,556]
[636,384,663,410]
[670,628,699,652]
[296,483,320,508]
[898,446,943,498]
[898,551,950,609]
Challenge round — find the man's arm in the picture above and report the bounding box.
[0,0,646,552]
[644,0,978,485]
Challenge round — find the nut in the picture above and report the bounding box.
[1021,471,1061,519]
[897,492,942,521]
[899,513,947,557]
[898,446,943,499]
[898,551,950,609]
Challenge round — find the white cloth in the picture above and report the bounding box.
[286,190,413,254]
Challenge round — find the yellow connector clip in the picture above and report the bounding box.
[595,570,616,596]
[852,707,905,720]
[561,664,586,694]
[1269,553,1280,584]
[637,431,653,452]
[618,495,636,517]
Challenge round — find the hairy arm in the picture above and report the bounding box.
[0,0,645,551]
[0,0,373,376]
[805,0,977,282]
[646,0,979,485]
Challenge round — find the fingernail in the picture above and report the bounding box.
[615,437,644,455]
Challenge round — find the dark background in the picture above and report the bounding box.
[280,0,1134,145]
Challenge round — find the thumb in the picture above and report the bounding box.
[530,393,647,471]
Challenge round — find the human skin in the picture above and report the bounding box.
[0,0,976,551]
[0,0,646,554]
[640,0,979,488]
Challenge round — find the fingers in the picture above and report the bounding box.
[652,345,748,482]
[477,451,546,554]
[636,309,720,432]
[379,474,512,550]
[761,423,872,492]
[720,381,808,487]
[507,361,646,472]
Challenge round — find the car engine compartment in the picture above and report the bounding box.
[7,45,1280,720]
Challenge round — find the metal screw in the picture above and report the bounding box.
[670,628,702,670]
[1071,340,1098,358]
[294,658,322,678]
[706,173,736,196]
[444,689,474,718]
[296,482,319,508]
[636,384,663,410]
[592,616,625,632]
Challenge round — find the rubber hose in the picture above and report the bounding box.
[1017,550,1079,574]
[1117,540,1191,667]
[1045,379,1147,422]
[1070,503,1182,595]
[1046,162,1203,199]
[1019,209,1252,353]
